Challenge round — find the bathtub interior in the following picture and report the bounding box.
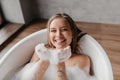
[0,29,113,80]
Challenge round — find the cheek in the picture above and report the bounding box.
[68,36,72,44]
[49,33,54,42]
[65,32,72,43]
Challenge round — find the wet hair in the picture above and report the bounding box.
[46,13,86,53]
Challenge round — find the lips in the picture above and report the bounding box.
[55,39,65,44]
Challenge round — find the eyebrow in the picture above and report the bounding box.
[50,27,56,29]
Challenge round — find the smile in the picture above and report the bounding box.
[55,39,66,44]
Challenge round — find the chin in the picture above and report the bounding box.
[55,45,67,49]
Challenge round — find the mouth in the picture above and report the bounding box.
[55,39,66,45]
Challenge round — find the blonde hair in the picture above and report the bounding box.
[46,13,86,53]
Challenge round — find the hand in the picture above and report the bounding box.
[49,46,72,64]
[58,46,72,62]
[35,43,72,65]
[35,43,50,61]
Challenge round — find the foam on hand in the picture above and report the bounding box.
[49,46,72,64]
[35,43,72,64]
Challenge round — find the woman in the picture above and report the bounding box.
[13,13,91,80]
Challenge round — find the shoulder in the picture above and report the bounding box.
[77,54,90,66]
[66,53,90,74]
[69,54,90,67]
[66,54,90,67]
[77,54,90,68]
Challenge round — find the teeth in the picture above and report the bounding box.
[55,39,64,43]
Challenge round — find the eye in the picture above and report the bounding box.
[61,28,68,31]
[50,29,56,33]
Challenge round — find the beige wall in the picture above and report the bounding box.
[33,0,120,24]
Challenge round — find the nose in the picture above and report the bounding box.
[56,30,62,37]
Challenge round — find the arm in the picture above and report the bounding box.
[36,60,49,80]
[30,52,50,80]
[55,62,67,80]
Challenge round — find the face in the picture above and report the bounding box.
[49,18,72,49]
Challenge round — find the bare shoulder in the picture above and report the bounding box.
[66,53,90,68]
[65,53,90,74]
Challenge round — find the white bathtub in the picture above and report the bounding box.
[0,29,113,80]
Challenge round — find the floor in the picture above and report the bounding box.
[0,20,120,80]
[0,23,23,50]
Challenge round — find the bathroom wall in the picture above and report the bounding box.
[1,0,120,24]
[33,0,120,24]
[0,0,25,23]
[0,0,32,24]
[19,0,33,24]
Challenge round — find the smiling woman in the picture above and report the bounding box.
[49,17,72,49]
[0,13,113,80]
[0,29,113,80]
